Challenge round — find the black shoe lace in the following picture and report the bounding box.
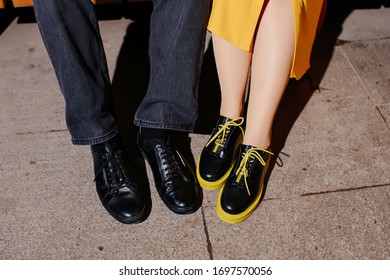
[159,145,186,183]
[94,149,132,195]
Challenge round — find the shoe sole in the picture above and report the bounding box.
[196,158,234,190]
[216,157,270,224]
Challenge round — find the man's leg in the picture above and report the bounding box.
[33,0,150,223]
[135,0,210,214]
[134,0,210,131]
[33,0,116,145]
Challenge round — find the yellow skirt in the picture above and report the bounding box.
[208,0,325,79]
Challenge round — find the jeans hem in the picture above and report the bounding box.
[71,127,119,145]
[133,119,195,133]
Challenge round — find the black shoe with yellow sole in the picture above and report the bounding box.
[216,144,273,224]
[196,116,244,190]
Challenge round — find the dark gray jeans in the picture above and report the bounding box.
[33,0,209,145]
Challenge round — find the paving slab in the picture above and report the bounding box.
[1,5,389,261]
[0,132,209,260]
[341,39,390,105]
[338,6,390,42]
[0,20,65,135]
[193,14,390,260]
[266,46,389,200]
[202,185,390,259]
[0,18,209,260]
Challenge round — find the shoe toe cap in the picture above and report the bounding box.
[107,194,149,223]
[167,186,196,208]
[220,189,248,214]
[161,180,202,213]
[199,157,230,181]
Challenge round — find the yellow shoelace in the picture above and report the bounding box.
[205,117,245,153]
[235,148,274,196]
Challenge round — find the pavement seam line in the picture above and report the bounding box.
[263,183,390,200]
[15,129,68,135]
[300,182,390,197]
[201,206,213,260]
[375,106,390,129]
[339,44,377,106]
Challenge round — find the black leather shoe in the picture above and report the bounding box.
[137,130,202,214]
[196,116,244,190]
[216,144,273,224]
[91,135,151,224]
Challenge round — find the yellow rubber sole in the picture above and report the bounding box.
[196,158,234,190]
[216,158,270,224]
[216,186,263,224]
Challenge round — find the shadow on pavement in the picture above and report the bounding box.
[1,0,388,205]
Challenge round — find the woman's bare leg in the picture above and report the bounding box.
[212,34,252,119]
[244,0,295,149]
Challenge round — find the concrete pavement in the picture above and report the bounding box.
[0,2,389,259]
